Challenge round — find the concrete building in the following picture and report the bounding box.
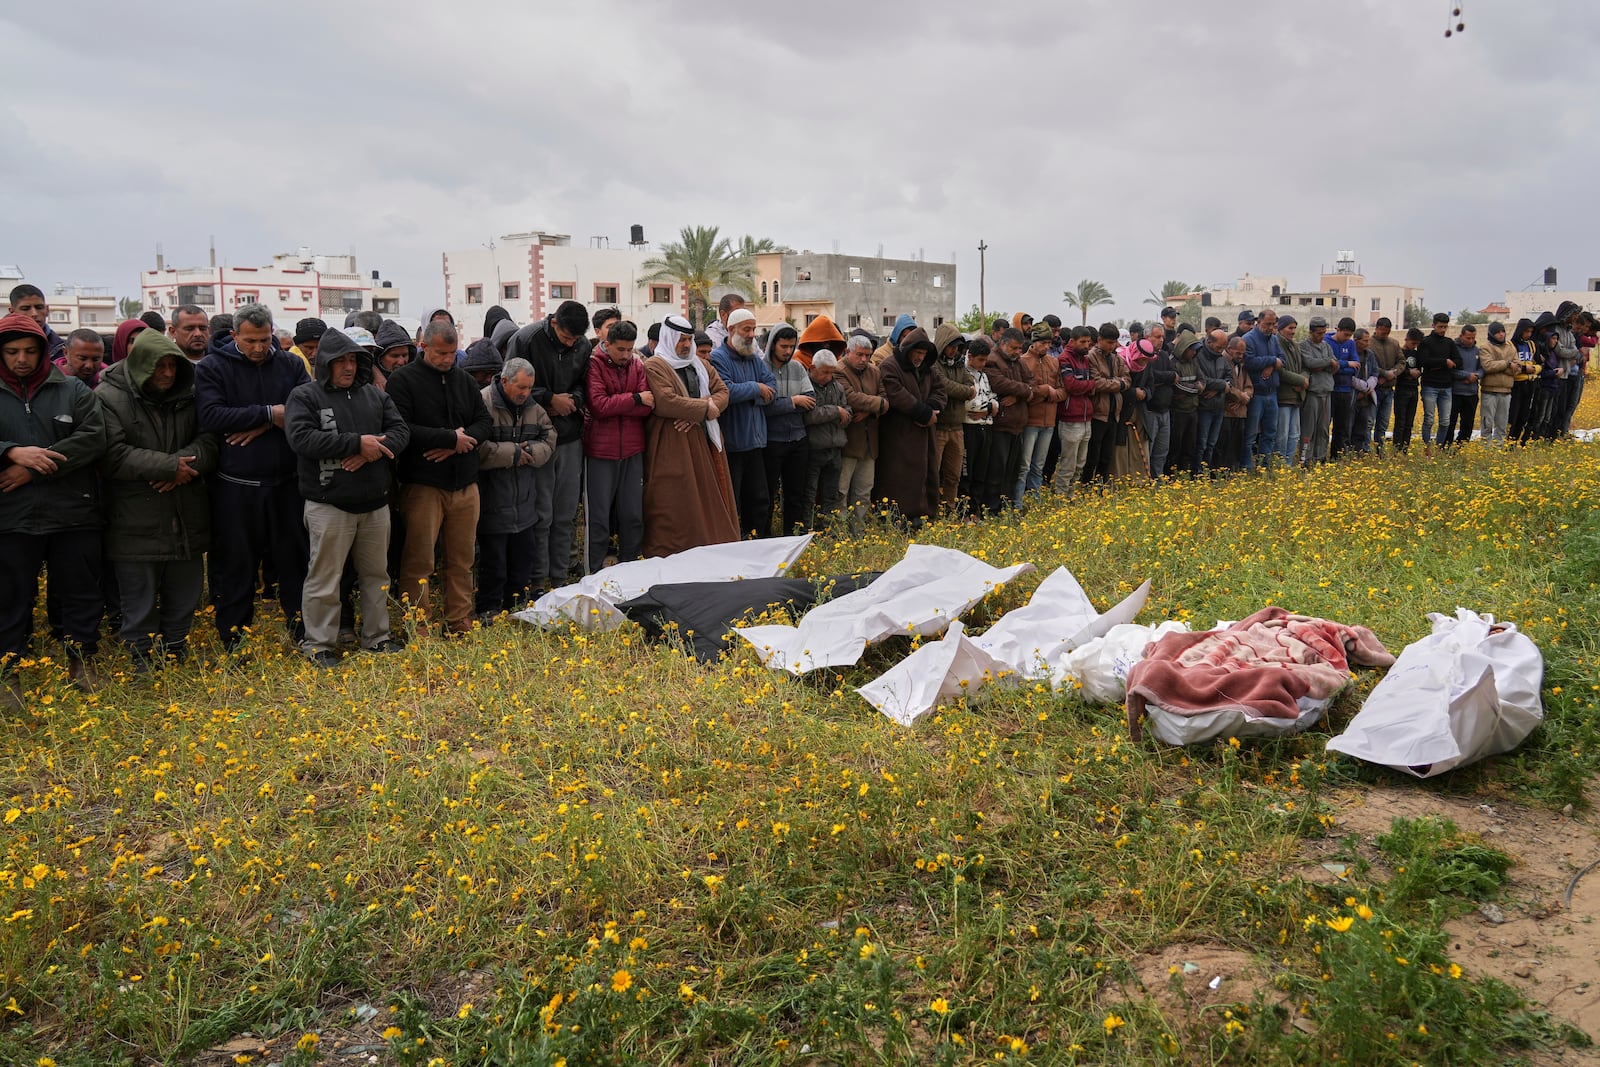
[2,266,120,335]
[1500,274,1599,325]
[139,248,403,328]
[750,250,957,333]
[1193,255,1424,328]
[441,231,684,342]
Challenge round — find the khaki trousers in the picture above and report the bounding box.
[399,484,480,630]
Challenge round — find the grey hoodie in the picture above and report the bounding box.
[1300,336,1336,395]
[491,317,519,355]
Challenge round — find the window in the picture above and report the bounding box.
[81,310,104,324]
[301,290,313,302]
[882,314,895,327]
[594,284,619,303]
[373,298,399,315]
[502,283,520,301]
[649,285,672,303]
[48,310,71,324]
[933,316,944,328]
[549,283,574,300]
[849,266,862,283]
[1370,298,1381,312]
[1314,297,1325,306]
[234,290,258,307]
[320,289,363,313]
[883,270,897,284]
[847,314,861,328]
[761,281,768,302]
[912,271,919,282]
[772,281,779,303]
[466,285,483,304]
[932,273,944,288]
[177,284,215,306]
[278,289,290,301]
[805,313,818,326]
[795,268,811,282]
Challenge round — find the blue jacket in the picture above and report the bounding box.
[1242,327,1281,391]
[709,342,777,452]
[1327,335,1360,393]
[889,314,917,346]
[1452,343,1481,397]
[195,339,311,483]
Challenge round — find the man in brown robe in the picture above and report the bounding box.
[876,328,946,523]
[641,315,739,556]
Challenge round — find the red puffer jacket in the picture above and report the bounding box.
[584,351,652,460]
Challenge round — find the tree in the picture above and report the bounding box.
[118,296,142,320]
[1457,307,1489,326]
[955,304,1006,333]
[1063,279,1115,326]
[1143,280,1192,307]
[641,225,757,329]
[1403,302,1430,330]
[736,235,777,258]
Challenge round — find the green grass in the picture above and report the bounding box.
[2,438,1599,1065]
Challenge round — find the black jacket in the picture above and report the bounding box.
[1415,331,1457,389]
[503,316,592,444]
[1142,349,1177,413]
[285,329,411,512]
[195,338,309,483]
[384,356,492,490]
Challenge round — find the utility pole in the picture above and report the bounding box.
[977,239,988,329]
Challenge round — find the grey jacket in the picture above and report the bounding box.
[1300,338,1336,395]
[803,377,851,451]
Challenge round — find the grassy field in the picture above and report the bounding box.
[3,390,1600,1065]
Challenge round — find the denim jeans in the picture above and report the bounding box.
[1243,392,1278,471]
[1372,389,1394,454]
[1197,408,1224,469]
[1014,423,1054,504]
[1420,386,1453,449]
[1276,403,1301,464]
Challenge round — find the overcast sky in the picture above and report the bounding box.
[4,0,1596,324]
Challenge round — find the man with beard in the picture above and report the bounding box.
[709,307,776,537]
[505,299,592,588]
[168,304,211,363]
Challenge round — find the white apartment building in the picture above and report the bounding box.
[441,231,684,342]
[1195,256,1424,328]
[1,266,120,335]
[139,248,404,327]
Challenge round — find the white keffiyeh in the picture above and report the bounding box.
[657,315,723,451]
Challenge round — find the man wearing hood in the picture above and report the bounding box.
[1477,322,1517,444]
[761,325,816,536]
[803,353,852,528]
[7,285,67,360]
[1167,328,1203,476]
[838,334,887,534]
[461,338,504,389]
[1508,318,1541,442]
[873,314,918,367]
[505,300,592,589]
[1552,301,1583,433]
[1393,328,1424,451]
[475,356,556,617]
[930,323,976,516]
[875,328,945,524]
[1,312,108,703]
[169,305,211,363]
[98,331,217,672]
[795,314,847,371]
[372,320,416,392]
[482,305,513,345]
[195,303,312,651]
[284,328,410,665]
[710,307,777,538]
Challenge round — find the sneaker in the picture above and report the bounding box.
[365,639,406,655]
[308,650,342,669]
[337,629,359,650]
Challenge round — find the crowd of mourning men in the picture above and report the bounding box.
[1,280,1593,703]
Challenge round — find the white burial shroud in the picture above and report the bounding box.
[736,544,1033,675]
[857,568,1151,726]
[1326,609,1544,778]
[513,535,813,632]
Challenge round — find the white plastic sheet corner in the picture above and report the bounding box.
[1054,621,1193,704]
[857,569,1150,726]
[513,535,813,632]
[1327,609,1544,777]
[736,544,1033,675]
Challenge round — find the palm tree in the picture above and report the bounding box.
[1144,280,1192,307]
[736,235,777,258]
[118,296,143,320]
[1063,279,1115,326]
[641,226,757,329]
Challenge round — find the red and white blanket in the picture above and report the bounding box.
[1124,607,1395,740]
